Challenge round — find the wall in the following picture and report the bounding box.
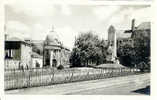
[32,58,43,68]
[21,43,32,68]
[5,60,20,69]
[61,49,70,67]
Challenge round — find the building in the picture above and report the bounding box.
[116,19,150,65]
[31,52,43,68]
[132,22,150,41]
[5,36,32,69]
[43,28,71,68]
[117,19,150,48]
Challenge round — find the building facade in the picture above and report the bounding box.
[5,37,32,69]
[43,28,70,68]
[31,52,43,68]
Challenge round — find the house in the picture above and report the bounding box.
[5,36,32,69]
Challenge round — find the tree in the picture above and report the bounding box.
[117,30,150,71]
[70,31,107,67]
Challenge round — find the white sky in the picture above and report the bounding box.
[5,0,151,49]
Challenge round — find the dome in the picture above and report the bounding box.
[45,30,61,45]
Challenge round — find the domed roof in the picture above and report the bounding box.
[45,29,61,45]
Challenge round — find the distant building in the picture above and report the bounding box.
[117,19,150,48]
[31,52,43,68]
[116,19,150,65]
[5,36,32,69]
[132,22,150,40]
[43,27,71,68]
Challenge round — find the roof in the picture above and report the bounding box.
[6,37,31,46]
[116,30,132,39]
[7,37,24,41]
[31,52,43,58]
[137,22,150,30]
[45,30,61,46]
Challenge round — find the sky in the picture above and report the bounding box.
[5,0,151,49]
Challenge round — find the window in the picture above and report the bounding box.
[5,49,13,59]
[5,50,9,59]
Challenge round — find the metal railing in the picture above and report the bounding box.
[5,67,141,90]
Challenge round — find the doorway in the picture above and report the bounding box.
[52,59,57,67]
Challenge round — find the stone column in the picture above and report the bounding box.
[50,50,53,67]
[114,30,117,58]
[108,25,117,62]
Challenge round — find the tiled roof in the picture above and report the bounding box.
[137,22,150,30]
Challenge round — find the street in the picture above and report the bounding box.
[6,73,150,95]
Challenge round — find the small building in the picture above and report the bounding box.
[5,37,32,69]
[43,28,71,68]
[31,52,43,68]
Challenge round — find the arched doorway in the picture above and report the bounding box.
[52,59,57,67]
[46,58,50,66]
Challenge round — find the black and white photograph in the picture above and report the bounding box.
[4,1,151,95]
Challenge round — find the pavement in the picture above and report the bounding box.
[6,73,150,95]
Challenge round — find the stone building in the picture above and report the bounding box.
[43,28,70,68]
[5,36,32,69]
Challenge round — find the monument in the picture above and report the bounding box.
[106,25,117,63]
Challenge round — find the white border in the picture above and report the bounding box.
[0,0,156,100]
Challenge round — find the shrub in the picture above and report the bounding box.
[57,65,64,70]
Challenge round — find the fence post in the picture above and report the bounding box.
[69,71,74,82]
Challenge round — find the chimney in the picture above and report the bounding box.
[5,34,8,40]
[131,19,135,32]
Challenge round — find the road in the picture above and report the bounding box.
[6,73,150,95]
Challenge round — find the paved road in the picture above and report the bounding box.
[66,83,150,95]
[6,73,150,95]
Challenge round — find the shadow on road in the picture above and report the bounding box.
[132,86,150,95]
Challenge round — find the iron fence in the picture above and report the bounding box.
[5,67,141,90]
